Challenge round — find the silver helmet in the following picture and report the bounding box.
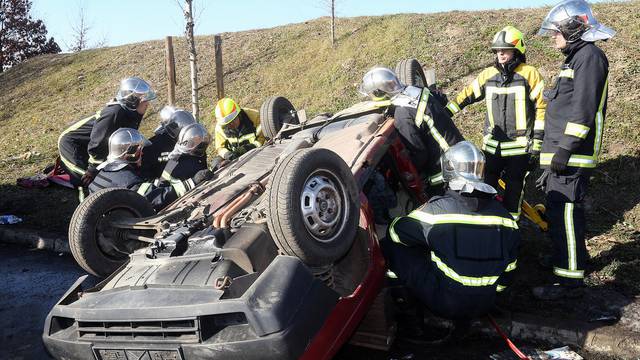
[98,128,151,171]
[116,77,157,111]
[441,141,496,194]
[358,67,405,101]
[538,0,615,42]
[171,123,211,157]
[158,108,197,139]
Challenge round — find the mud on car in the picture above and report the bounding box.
[43,60,431,360]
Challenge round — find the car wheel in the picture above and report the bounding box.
[69,188,155,277]
[395,58,427,87]
[267,148,359,266]
[260,96,299,139]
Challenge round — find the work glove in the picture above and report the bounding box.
[192,169,214,185]
[238,143,257,155]
[527,154,540,172]
[535,170,550,192]
[221,150,236,161]
[81,167,98,186]
[211,156,225,171]
[550,148,571,174]
[428,86,449,107]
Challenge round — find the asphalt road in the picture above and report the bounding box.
[0,243,92,360]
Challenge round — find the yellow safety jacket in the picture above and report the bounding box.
[446,63,546,157]
[214,108,264,159]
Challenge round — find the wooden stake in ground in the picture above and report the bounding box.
[183,0,199,120]
[214,35,224,100]
[319,0,337,47]
[165,36,176,106]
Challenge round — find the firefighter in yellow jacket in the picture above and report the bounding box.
[446,26,546,220]
[212,98,265,165]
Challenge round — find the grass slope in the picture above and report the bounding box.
[1,2,640,304]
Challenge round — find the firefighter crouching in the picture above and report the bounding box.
[359,67,464,195]
[160,123,211,189]
[212,97,264,167]
[532,0,614,300]
[140,107,196,179]
[381,141,520,321]
[57,77,156,200]
[88,128,213,211]
[446,26,546,221]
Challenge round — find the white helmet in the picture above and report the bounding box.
[538,0,615,42]
[157,107,197,139]
[358,67,405,101]
[116,77,157,111]
[98,128,151,171]
[170,123,211,158]
[441,141,496,194]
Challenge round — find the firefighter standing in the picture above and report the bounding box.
[446,26,546,220]
[57,77,156,198]
[382,141,520,320]
[88,128,212,211]
[213,98,264,164]
[140,107,196,178]
[359,67,464,194]
[533,0,614,299]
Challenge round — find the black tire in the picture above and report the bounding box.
[267,148,359,266]
[69,188,155,277]
[395,58,427,87]
[260,96,299,139]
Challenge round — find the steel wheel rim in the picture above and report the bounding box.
[300,169,348,243]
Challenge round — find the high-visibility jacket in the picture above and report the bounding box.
[88,164,197,211]
[392,86,464,185]
[57,102,143,176]
[540,41,609,169]
[446,63,546,157]
[389,190,520,312]
[214,108,264,159]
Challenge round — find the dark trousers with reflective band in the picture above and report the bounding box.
[545,167,591,284]
[380,237,494,320]
[484,151,529,219]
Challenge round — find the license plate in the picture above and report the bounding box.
[93,347,183,360]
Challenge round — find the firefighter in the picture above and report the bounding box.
[57,77,156,199]
[161,123,211,187]
[381,141,520,321]
[212,97,264,164]
[140,107,196,178]
[532,0,614,300]
[359,67,464,194]
[445,26,546,221]
[88,128,213,211]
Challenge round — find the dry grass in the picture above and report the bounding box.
[0,2,639,301]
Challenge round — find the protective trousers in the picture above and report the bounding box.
[484,152,529,220]
[380,237,493,320]
[545,168,590,284]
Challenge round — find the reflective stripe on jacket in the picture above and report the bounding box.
[447,63,546,157]
[214,108,264,158]
[389,189,520,293]
[540,41,609,169]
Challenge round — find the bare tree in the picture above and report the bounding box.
[69,5,89,52]
[319,0,337,47]
[68,4,107,52]
[177,0,200,120]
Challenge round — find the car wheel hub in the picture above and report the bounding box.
[301,172,345,242]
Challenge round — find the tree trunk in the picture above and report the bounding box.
[330,0,335,47]
[184,0,199,121]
